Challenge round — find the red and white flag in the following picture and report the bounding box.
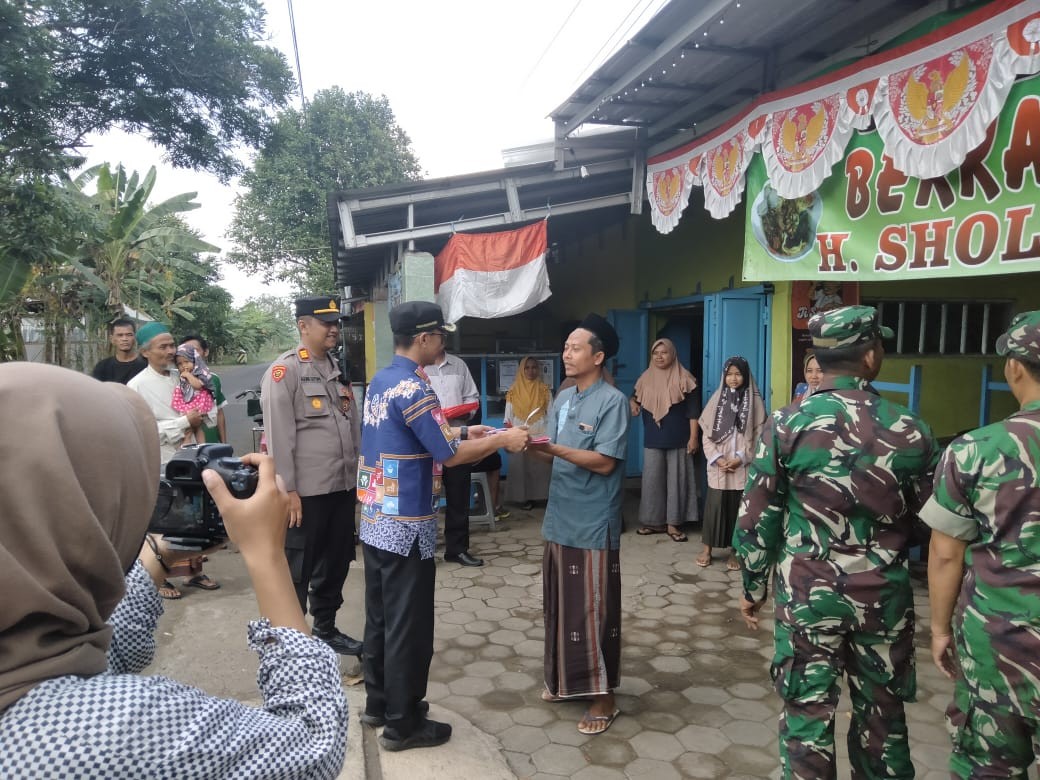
[434,220,551,323]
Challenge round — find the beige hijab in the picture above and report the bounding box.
[0,363,160,712]
[633,339,698,425]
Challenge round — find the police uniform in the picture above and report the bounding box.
[735,305,940,780]
[260,296,361,653]
[920,310,1040,778]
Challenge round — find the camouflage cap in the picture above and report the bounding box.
[996,310,1040,364]
[808,305,893,349]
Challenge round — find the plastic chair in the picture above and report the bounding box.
[468,471,496,531]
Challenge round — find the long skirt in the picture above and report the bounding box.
[543,542,621,698]
[505,451,551,502]
[638,447,698,528]
[702,487,742,548]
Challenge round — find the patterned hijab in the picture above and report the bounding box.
[175,344,213,402]
[705,356,767,443]
[505,356,552,424]
[633,338,698,425]
[0,364,160,713]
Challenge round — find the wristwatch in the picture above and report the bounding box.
[460,425,468,441]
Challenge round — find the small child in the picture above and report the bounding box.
[171,345,215,445]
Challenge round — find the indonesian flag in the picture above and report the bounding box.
[434,220,551,323]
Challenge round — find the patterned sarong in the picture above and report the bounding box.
[543,541,621,698]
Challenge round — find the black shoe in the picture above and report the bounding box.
[359,701,430,728]
[444,552,484,567]
[379,718,452,751]
[312,625,363,656]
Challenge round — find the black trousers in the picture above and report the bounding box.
[285,489,356,627]
[362,540,435,736]
[441,462,472,557]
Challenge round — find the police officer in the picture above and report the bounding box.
[922,310,1040,778]
[735,305,940,780]
[261,296,363,656]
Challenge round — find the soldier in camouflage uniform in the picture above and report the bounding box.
[921,310,1040,779]
[735,305,940,780]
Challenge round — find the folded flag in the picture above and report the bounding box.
[435,220,551,324]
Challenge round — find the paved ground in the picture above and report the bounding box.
[149,489,1038,779]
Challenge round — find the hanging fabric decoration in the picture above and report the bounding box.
[644,0,1040,228]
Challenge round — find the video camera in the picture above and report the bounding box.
[149,444,258,549]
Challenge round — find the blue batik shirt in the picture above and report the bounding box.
[543,378,629,551]
[358,355,460,558]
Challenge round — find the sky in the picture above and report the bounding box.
[80,0,669,305]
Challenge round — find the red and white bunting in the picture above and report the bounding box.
[646,0,1040,231]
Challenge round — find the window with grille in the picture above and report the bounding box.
[862,299,1014,356]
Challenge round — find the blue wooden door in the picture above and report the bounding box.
[704,289,771,410]
[607,309,647,477]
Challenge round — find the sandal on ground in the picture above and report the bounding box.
[185,574,220,590]
[695,555,711,567]
[667,530,688,542]
[159,581,182,600]
[541,690,591,703]
[636,526,665,535]
[577,708,621,735]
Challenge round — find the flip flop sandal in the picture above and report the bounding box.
[667,531,688,542]
[541,690,592,703]
[577,708,621,735]
[636,526,665,535]
[185,574,220,590]
[159,581,182,600]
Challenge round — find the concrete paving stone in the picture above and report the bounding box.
[723,698,776,722]
[720,743,780,776]
[434,622,466,641]
[428,663,459,684]
[525,625,546,641]
[463,585,497,600]
[616,676,653,697]
[675,750,730,779]
[480,689,527,709]
[629,729,684,761]
[440,610,476,625]
[726,718,776,747]
[911,742,955,770]
[683,705,737,729]
[571,766,629,780]
[634,608,667,620]
[624,629,661,647]
[471,708,516,735]
[425,680,451,700]
[532,742,590,774]
[504,574,536,587]
[440,647,478,667]
[516,638,544,657]
[503,749,539,777]
[632,709,686,734]
[727,681,772,700]
[499,723,551,752]
[530,774,569,780]
[676,723,732,753]
[437,587,465,603]
[453,633,487,649]
[486,596,521,610]
[448,676,495,697]
[487,558,520,569]
[464,660,507,678]
[496,544,526,553]
[648,654,691,674]
[439,693,484,719]
[478,643,516,661]
[489,628,527,646]
[513,706,557,727]
[465,619,498,635]
[682,685,733,706]
[451,566,485,579]
[493,585,530,599]
[539,718,591,747]
[623,757,682,779]
[512,563,541,574]
[498,616,535,631]
[642,595,669,608]
[451,597,487,612]
[495,670,539,691]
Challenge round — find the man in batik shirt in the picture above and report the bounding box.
[356,301,526,753]
[735,305,939,780]
[922,309,1040,778]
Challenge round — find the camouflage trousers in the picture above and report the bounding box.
[771,621,916,780]
[947,676,1039,778]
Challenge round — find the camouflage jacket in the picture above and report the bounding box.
[919,399,1040,712]
[735,375,940,632]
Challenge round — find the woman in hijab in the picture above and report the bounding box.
[697,356,767,569]
[630,339,701,541]
[0,364,348,779]
[792,351,823,404]
[504,356,553,510]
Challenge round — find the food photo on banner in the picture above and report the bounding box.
[742,72,1040,283]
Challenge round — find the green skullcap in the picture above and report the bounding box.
[135,321,170,347]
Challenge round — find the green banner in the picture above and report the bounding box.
[743,74,1040,281]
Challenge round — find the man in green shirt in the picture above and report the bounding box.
[922,310,1040,778]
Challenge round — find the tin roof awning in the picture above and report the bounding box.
[329,156,637,288]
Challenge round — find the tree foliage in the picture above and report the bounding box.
[225,294,297,358]
[228,87,422,292]
[2,0,294,179]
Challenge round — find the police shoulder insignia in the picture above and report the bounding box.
[298,347,311,361]
[271,365,287,383]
